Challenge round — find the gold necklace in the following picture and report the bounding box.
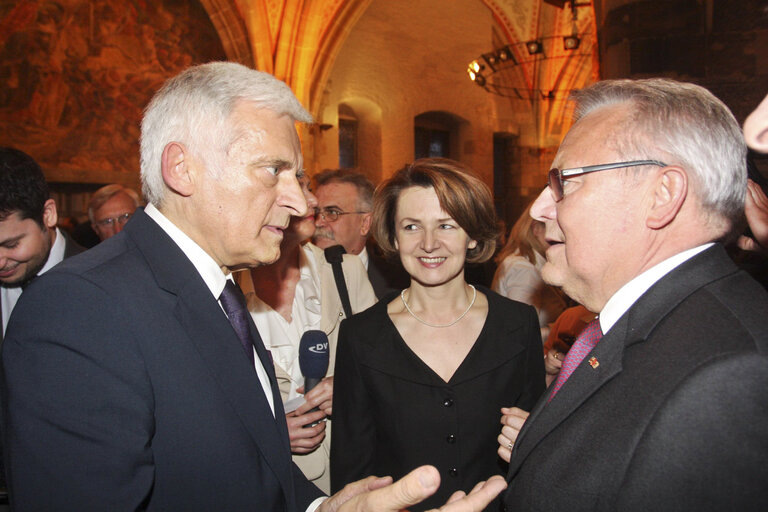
[400,285,477,328]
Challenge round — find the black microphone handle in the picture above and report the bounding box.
[303,376,322,394]
[302,376,324,427]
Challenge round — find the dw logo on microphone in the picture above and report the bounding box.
[308,342,328,354]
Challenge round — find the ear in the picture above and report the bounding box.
[744,93,768,153]
[646,166,687,230]
[41,199,58,229]
[161,142,195,197]
[360,212,373,237]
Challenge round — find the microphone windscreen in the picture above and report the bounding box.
[298,330,329,379]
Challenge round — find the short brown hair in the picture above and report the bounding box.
[372,158,498,264]
[313,169,374,210]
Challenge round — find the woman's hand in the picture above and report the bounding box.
[497,407,530,463]
[544,349,565,387]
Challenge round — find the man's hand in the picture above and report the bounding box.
[319,465,507,512]
[497,407,530,463]
[297,376,334,416]
[286,408,326,454]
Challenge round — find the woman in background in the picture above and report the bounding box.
[492,202,567,341]
[331,158,544,511]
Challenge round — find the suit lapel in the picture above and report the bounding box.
[319,252,343,334]
[508,320,626,478]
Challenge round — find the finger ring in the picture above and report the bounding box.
[507,442,514,451]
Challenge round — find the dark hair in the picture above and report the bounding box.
[0,147,49,226]
[313,169,375,210]
[372,158,498,264]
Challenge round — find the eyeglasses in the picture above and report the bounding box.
[95,212,133,228]
[548,160,667,202]
[314,207,369,222]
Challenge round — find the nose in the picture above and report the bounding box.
[530,187,557,222]
[314,207,328,227]
[421,229,440,252]
[304,188,318,210]
[280,173,308,217]
[113,223,125,235]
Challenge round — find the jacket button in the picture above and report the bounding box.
[448,468,458,477]
[443,398,454,407]
[446,434,456,443]
[339,311,344,317]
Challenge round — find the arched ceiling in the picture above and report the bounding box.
[201,0,598,146]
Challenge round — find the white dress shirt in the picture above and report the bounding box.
[358,245,369,270]
[599,243,713,334]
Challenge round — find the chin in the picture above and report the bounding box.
[539,262,564,288]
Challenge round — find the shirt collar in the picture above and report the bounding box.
[599,243,713,334]
[39,227,66,276]
[144,203,230,299]
[358,245,369,269]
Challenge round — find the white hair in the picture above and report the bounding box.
[87,184,141,223]
[572,78,747,231]
[140,62,313,206]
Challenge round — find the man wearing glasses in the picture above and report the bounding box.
[88,184,142,242]
[313,169,407,298]
[500,79,768,511]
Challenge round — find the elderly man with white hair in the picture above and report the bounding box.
[2,62,504,512]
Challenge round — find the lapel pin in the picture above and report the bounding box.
[589,356,599,369]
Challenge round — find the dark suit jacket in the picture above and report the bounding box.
[365,242,409,299]
[332,288,544,510]
[0,229,83,501]
[504,244,768,511]
[1,209,323,511]
[61,229,86,259]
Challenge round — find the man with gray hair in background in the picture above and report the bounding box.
[498,78,768,511]
[2,62,504,512]
[313,169,408,298]
[88,184,142,241]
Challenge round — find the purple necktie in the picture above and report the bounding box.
[548,317,602,402]
[219,280,256,366]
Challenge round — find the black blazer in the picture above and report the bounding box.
[61,229,86,259]
[365,242,410,299]
[504,244,768,511]
[331,287,544,510]
[2,209,323,510]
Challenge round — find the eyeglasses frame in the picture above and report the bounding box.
[95,212,133,228]
[314,207,370,222]
[548,160,667,202]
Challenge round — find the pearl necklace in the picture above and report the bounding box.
[400,285,477,328]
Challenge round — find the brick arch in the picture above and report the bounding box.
[198,0,254,67]
[308,0,373,116]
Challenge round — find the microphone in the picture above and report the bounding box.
[298,330,330,427]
